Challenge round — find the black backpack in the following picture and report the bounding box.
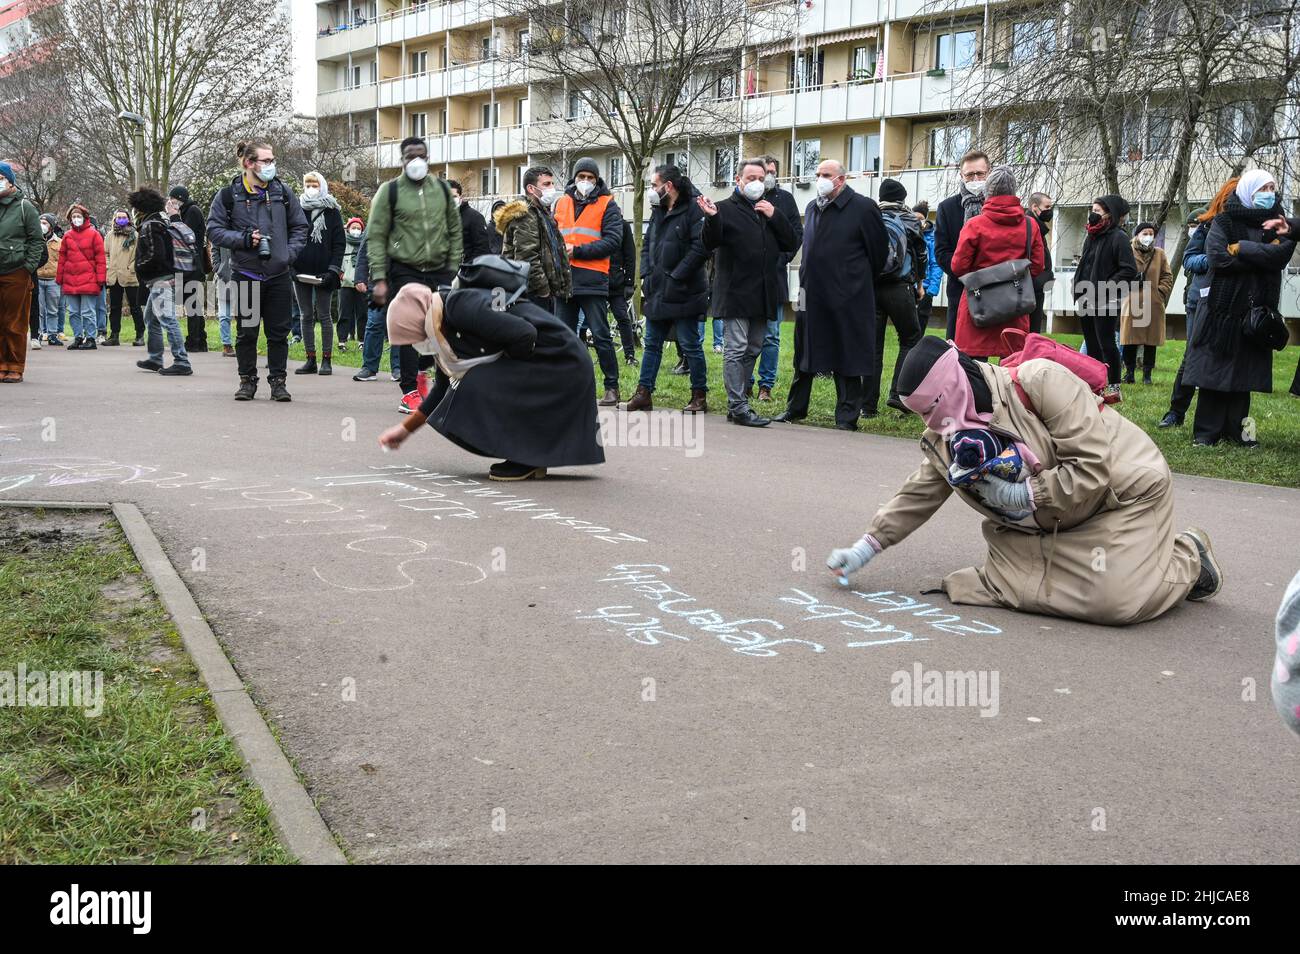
[135,217,174,284]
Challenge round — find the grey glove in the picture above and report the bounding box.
[826,536,879,584]
[969,475,1033,513]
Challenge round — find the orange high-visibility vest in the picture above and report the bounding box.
[554,193,611,275]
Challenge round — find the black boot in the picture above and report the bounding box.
[234,376,257,401]
[319,354,332,376]
[295,353,318,374]
[268,376,292,402]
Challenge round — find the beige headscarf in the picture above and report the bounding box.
[386,283,501,380]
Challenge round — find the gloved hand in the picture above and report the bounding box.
[826,536,880,584]
[969,475,1033,513]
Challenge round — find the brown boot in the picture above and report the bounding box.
[222,344,235,357]
[683,388,708,414]
[625,385,653,411]
[757,386,772,402]
[598,387,620,406]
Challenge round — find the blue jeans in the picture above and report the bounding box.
[559,295,619,390]
[38,279,62,336]
[96,287,107,335]
[217,280,233,345]
[753,303,783,389]
[712,318,724,348]
[66,293,98,339]
[640,316,707,391]
[145,279,190,367]
[360,304,397,372]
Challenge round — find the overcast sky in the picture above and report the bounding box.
[292,0,316,116]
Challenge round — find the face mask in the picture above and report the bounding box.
[41,222,51,235]
[304,186,320,200]
[256,162,276,183]
[815,176,835,197]
[576,180,595,197]
[540,186,558,206]
[453,196,462,208]
[763,173,776,191]
[71,216,85,228]
[348,229,363,239]
[1087,211,1104,227]
[965,178,986,194]
[741,179,765,201]
[646,187,661,208]
[1037,207,1053,223]
[1138,234,1154,247]
[114,216,129,228]
[1254,190,1277,209]
[405,156,428,181]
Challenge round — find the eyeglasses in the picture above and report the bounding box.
[960,169,988,182]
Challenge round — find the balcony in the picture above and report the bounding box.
[318,83,379,116]
[885,70,959,117]
[742,80,885,130]
[377,124,527,167]
[379,70,445,106]
[377,2,447,44]
[316,20,377,60]
[447,56,526,95]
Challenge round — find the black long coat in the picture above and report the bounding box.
[795,187,888,376]
[1071,225,1138,317]
[421,288,605,468]
[640,195,710,321]
[1183,211,1293,394]
[701,190,798,319]
[459,203,491,263]
[766,184,804,302]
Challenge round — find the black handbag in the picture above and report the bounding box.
[962,218,1036,328]
[1243,301,1290,352]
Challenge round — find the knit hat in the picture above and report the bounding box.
[572,157,600,179]
[169,186,191,205]
[1095,194,1130,219]
[1133,221,1156,236]
[878,178,907,203]
[1187,207,1207,225]
[985,165,1017,198]
[345,216,364,231]
[0,162,14,186]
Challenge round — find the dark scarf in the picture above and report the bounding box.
[1199,194,1285,356]
[1085,218,1112,237]
[896,335,993,414]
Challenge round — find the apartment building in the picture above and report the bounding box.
[315,0,1300,323]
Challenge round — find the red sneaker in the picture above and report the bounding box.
[416,370,430,398]
[398,389,422,415]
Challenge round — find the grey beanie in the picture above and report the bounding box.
[573,157,600,179]
[985,165,1017,198]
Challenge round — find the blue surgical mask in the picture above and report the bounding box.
[256,162,277,183]
[1254,190,1277,209]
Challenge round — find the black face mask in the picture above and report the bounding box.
[1087,211,1104,227]
[1037,207,1053,223]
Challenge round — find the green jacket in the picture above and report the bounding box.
[494,198,571,300]
[365,175,462,282]
[0,190,44,275]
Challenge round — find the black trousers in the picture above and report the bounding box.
[609,292,636,358]
[1079,313,1121,385]
[945,280,960,339]
[1291,354,1300,396]
[1193,389,1251,445]
[528,294,555,313]
[234,272,293,381]
[786,369,865,427]
[916,292,934,329]
[866,280,923,412]
[1122,343,1157,375]
[1029,284,1046,336]
[181,271,207,350]
[390,261,455,395]
[1167,359,1197,419]
[337,287,364,342]
[108,283,144,340]
[29,276,39,338]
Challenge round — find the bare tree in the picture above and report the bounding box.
[40,0,293,194]
[0,48,92,214]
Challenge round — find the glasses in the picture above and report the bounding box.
[254,156,276,165]
[960,169,988,182]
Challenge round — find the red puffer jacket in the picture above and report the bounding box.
[950,194,1045,357]
[56,220,106,295]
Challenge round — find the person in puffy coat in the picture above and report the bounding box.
[56,203,106,350]
[950,165,1045,359]
[626,164,710,414]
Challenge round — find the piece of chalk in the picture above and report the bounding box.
[381,445,391,453]
[836,573,849,587]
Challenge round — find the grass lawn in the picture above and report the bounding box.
[206,317,1300,488]
[0,509,292,864]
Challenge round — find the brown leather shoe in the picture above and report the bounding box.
[683,388,708,414]
[625,385,653,411]
[598,387,620,406]
[222,344,235,357]
[757,386,772,402]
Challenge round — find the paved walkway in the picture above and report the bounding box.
[2,346,1296,862]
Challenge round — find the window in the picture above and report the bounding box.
[792,138,821,178]
[410,50,427,75]
[847,133,880,174]
[516,97,529,125]
[369,117,377,142]
[716,71,738,99]
[352,122,365,145]
[665,150,689,175]
[1146,108,1174,158]
[348,65,362,88]
[481,35,499,60]
[1240,0,1283,29]
[928,124,971,165]
[851,44,877,82]
[935,30,977,70]
[480,167,499,195]
[610,156,625,186]
[567,92,590,119]
[518,29,530,54]
[369,61,378,84]
[714,146,737,185]
[791,50,825,89]
[1217,102,1277,150]
[1011,20,1055,61]
[481,103,499,128]
[438,108,447,134]
[1006,119,1050,163]
[409,112,427,138]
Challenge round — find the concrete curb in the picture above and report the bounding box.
[86,501,345,865]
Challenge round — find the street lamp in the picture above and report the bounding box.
[118,111,147,190]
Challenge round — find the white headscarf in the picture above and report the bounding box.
[1234,169,1276,207]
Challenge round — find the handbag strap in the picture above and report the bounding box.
[1023,217,1032,259]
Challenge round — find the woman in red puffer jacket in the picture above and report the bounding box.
[55,203,106,349]
[950,165,1045,359]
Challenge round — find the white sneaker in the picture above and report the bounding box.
[97,334,107,345]
[30,338,41,350]
[390,371,400,382]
